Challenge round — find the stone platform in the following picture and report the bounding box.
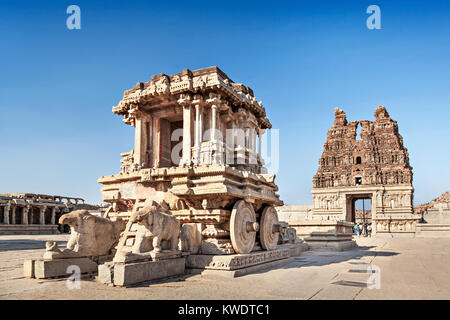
[278,242,309,256]
[416,224,450,238]
[186,247,295,278]
[24,257,98,279]
[292,220,357,251]
[304,232,357,251]
[98,257,186,287]
[0,225,59,235]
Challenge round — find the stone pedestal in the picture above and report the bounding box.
[98,257,186,287]
[304,232,356,251]
[415,224,450,238]
[278,242,309,256]
[295,220,356,251]
[0,224,59,235]
[24,257,98,279]
[186,248,293,278]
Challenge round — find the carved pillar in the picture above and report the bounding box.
[151,117,161,168]
[258,131,262,158]
[193,99,203,165]
[3,202,11,224]
[195,104,200,147]
[39,206,47,225]
[134,108,151,168]
[50,207,56,225]
[211,104,217,141]
[182,106,191,165]
[11,205,16,224]
[22,205,30,225]
[178,94,193,166]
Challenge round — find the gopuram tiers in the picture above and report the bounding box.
[98,66,284,256]
[311,106,419,237]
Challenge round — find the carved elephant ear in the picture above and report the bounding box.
[150,200,161,209]
[160,201,170,213]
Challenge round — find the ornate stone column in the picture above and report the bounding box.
[206,93,224,164]
[195,104,200,147]
[3,202,11,224]
[178,93,193,166]
[211,104,217,141]
[22,205,30,225]
[10,205,16,224]
[258,130,262,158]
[133,107,151,168]
[50,207,56,225]
[39,206,47,225]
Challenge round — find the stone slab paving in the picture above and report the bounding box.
[0,234,448,300]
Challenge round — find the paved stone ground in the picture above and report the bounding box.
[0,234,449,300]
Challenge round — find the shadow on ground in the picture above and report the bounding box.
[280,245,399,270]
[0,239,67,251]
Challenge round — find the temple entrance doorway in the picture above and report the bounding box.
[346,193,373,224]
[353,198,372,224]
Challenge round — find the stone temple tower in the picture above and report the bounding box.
[311,106,419,237]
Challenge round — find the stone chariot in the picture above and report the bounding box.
[95,67,299,285]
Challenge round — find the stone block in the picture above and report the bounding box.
[188,257,294,278]
[25,258,98,279]
[307,240,357,252]
[278,242,309,257]
[112,257,186,286]
[97,262,114,285]
[23,259,35,278]
[186,248,290,271]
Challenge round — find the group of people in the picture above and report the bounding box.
[353,223,372,237]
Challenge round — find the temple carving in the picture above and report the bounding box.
[313,106,413,189]
[310,106,420,237]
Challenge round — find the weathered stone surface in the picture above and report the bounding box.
[310,106,419,237]
[97,66,283,259]
[305,238,357,251]
[416,224,450,238]
[281,106,419,240]
[179,223,202,253]
[26,258,98,279]
[188,257,294,278]
[112,257,186,286]
[186,248,290,271]
[97,262,114,285]
[46,210,125,259]
[23,259,35,278]
[277,221,297,244]
[277,242,309,256]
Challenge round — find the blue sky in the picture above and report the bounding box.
[1,0,449,205]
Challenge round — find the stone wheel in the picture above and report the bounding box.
[230,200,258,254]
[259,206,280,250]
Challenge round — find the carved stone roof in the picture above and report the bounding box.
[313,106,413,189]
[112,66,272,129]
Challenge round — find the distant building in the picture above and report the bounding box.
[0,193,102,235]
